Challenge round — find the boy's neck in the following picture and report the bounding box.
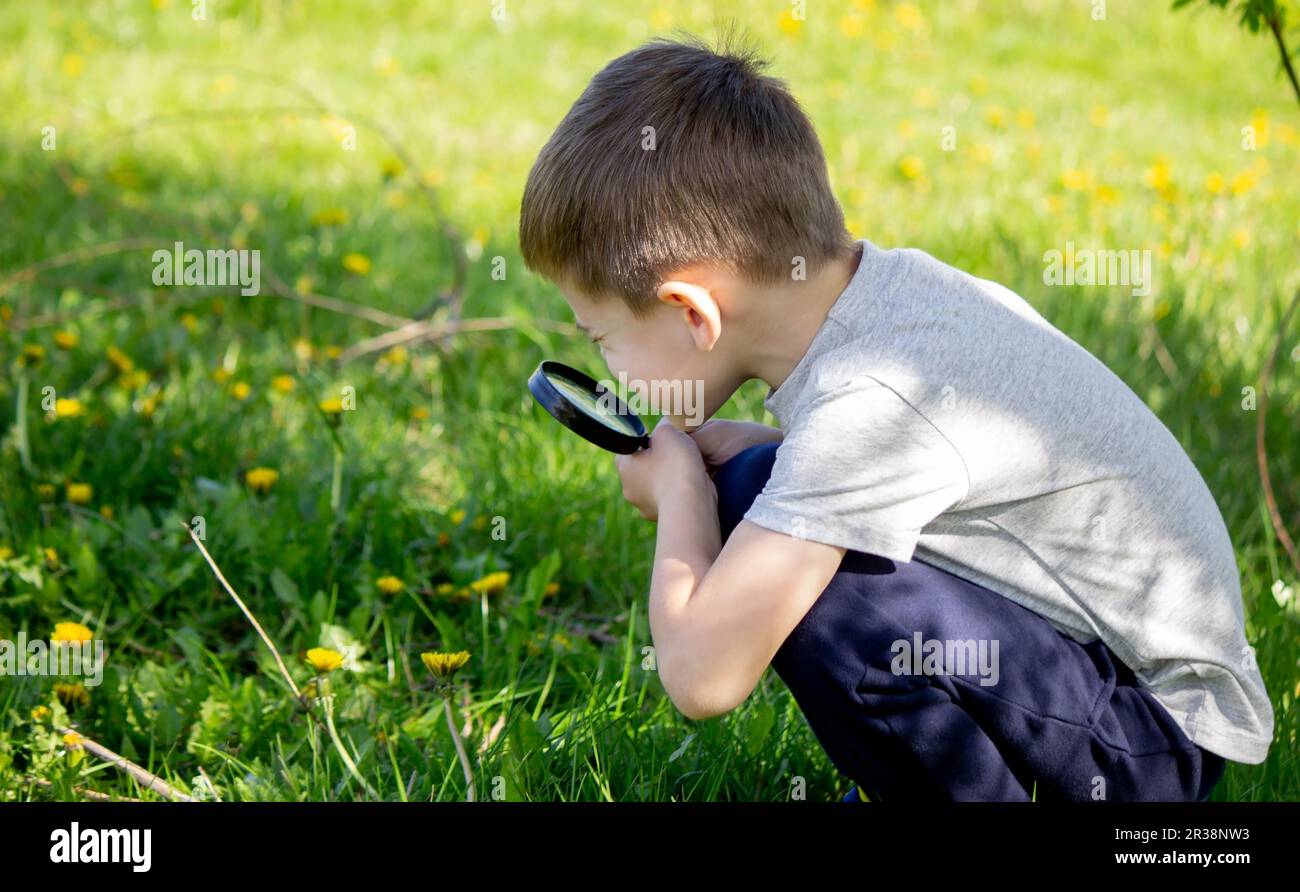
[741,241,864,394]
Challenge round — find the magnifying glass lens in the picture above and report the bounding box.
[527,360,651,453]
[547,373,639,436]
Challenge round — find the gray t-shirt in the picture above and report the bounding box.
[744,237,1274,765]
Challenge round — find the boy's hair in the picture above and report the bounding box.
[519,28,855,320]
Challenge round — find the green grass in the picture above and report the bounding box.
[0,0,1296,801]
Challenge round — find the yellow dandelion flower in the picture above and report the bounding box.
[54,682,90,708]
[897,119,916,138]
[61,54,85,77]
[99,505,115,521]
[319,397,345,420]
[230,381,251,401]
[381,345,408,365]
[983,105,1008,128]
[912,87,937,109]
[342,253,372,275]
[1142,156,1172,191]
[469,571,510,595]
[419,650,471,679]
[305,647,345,674]
[1229,169,1257,196]
[543,581,560,598]
[1204,172,1225,195]
[380,158,404,179]
[0,546,13,561]
[30,705,50,721]
[1249,108,1270,148]
[839,14,864,38]
[1016,108,1035,129]
[896,3,926,31]
[1061,169,1091,191]
[52,621,93,643]
[210,74,236,98]
[435,582,456,597]
[376,575,405,595]
[54,398,84,418]
[137,392,160,418]
[272,375,296,394]
[373,52,399,77]
[36,484,56,501]
[66,483,93,505]
[324,345,342,359]
[53,330,78,350]
[449,509,466,525]
[1232,229,1250,249]
[1089,105,1108,127]
[180,312,199,333]
[777,8,803,34]
[898,155,924,180]
[1093,184,1120,205]
[310,208,349,227]
[410,406,430,421]
[44,546,59,567]
[21,344,45,367]
[63,731,84,749]
[244,467,279,494]
[118,369,149,392]
[106,346,134,373]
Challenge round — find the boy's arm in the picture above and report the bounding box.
[649,485,845,720]
[622,376,969,719]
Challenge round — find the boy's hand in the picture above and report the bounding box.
[615,418,715,522]
[687,419,784,474]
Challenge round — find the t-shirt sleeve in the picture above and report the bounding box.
[742,375,970,562]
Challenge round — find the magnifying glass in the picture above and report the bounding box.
[528,360,651,454]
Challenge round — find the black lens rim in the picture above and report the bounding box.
[528,360,651,454]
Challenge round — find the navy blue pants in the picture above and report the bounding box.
[713,442,1226,802]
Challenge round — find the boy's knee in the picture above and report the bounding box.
[714,442,781,541]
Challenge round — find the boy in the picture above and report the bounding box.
[518,33,1273,801]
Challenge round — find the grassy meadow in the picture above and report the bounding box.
[0,0,1297,801]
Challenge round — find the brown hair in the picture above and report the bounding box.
[519,26,855,320]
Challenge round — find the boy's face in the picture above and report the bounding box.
[557,278,737,431]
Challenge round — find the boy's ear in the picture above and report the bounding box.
[656,280,721,352]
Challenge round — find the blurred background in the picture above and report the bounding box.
[0,0,1296,801]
